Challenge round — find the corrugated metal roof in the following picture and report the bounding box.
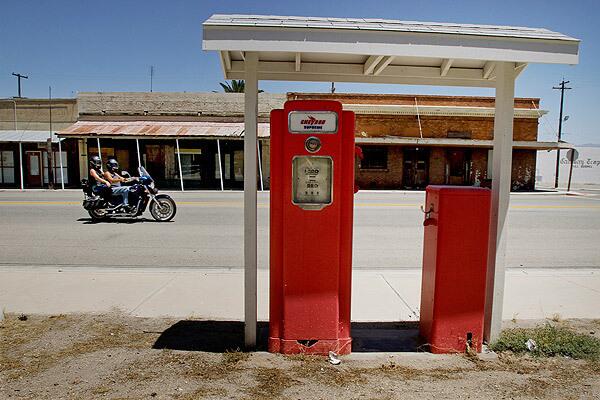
[204,14,579,42]
[0,130,62,143]
[58,121,270,138]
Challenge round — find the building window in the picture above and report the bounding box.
[360,146,388,170]
[42,151,68,184]
[0,151,15,183]
[178,148,202,180]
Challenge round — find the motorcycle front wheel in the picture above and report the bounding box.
[149,195,176,222]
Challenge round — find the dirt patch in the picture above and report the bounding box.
[1,313,600,400]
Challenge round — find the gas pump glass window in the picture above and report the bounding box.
[292,156,333,209]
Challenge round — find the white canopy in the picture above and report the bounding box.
[204,15,579,87]
[202,14,580,350]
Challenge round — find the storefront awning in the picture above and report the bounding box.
[58,121,270,139]
[0,130,62,143]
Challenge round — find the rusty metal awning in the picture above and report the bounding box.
[57,121,270,139]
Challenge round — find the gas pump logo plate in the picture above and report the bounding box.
[288,111,338,134]
[292,156,333,210]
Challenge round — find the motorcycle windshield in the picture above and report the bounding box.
[138,166,152,180]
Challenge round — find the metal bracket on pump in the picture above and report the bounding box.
[421,203,436,226]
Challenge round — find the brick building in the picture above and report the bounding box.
[50,91,564,191]
[289,93,557,191]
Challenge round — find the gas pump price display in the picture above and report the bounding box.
[292,156,333,209]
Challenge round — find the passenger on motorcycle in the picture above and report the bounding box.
[103,158,133,210]
[88,156,111,197]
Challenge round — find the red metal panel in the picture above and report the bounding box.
[269,100,355,355]
[419,185,491,353]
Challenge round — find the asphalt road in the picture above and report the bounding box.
[0,190,599,270]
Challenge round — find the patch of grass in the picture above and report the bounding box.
[222,348,250,365]
[490,323,600,360]
[1,315,159,379]
[245,367,298,399]
[176,386,228,400]
[287,354,368,387]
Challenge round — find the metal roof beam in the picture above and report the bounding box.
[483,61,496,79]
[373,56,395,76]
[228,60,495,87]
[440,59,453,76]
[363,55,384,75]
[515,62,528,77]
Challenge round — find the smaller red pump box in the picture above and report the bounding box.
[419,186,491,353]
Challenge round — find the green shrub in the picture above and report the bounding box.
[490,324,600,360]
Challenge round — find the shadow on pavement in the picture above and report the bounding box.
[77,217,163,224]
[153,320,420,353]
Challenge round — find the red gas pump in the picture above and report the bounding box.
[269,100,355,355]
[419,186,491,353]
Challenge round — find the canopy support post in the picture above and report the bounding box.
[19,142,24,191]
[136,139,142,170]
[244,51,259,350]
[176,138,184,191]
[96,138,102,171]
[58,139,65,190]
[217,139,224,191]
[484,61,516,343]
[257,140,264,191]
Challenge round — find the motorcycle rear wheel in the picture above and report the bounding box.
[149,195,176,222]
[88,208,108,221]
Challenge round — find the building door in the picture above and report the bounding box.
[218,141,244,190]
[403,148,429,189]
[447,149,471,185]
[26,151,43,187]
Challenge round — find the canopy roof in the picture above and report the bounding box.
[203,14,579,87]
[0,130,62,143]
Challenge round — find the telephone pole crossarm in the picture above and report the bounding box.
[11,72,29,98]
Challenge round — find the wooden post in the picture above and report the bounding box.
[244,51,259,350]
[484,62,516,343]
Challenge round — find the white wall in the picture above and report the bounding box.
[536,145,600,187]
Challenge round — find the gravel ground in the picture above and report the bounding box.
[1,313,599,400]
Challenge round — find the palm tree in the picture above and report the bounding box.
[218,80,263,93]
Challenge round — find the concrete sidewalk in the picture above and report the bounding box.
[1,266,599,321]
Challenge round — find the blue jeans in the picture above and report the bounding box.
[112,186,130,205]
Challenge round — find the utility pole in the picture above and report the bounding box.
[47,86,55,189]
[12,72,28,98]
[150,65,154,92]
[553,78,572,188]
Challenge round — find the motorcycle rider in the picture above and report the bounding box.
[103,158,133,211]
[88,156,111,197]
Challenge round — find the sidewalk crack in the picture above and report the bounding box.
[380,274,419,319]
[128,273,179,315]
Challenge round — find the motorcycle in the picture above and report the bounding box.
[81,167,176,222]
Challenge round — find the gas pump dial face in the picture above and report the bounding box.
[305,136,321,153]
[292,156,333,209]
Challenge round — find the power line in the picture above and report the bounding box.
[552,78,572,188]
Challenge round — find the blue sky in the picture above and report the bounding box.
[0,0,598,143]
